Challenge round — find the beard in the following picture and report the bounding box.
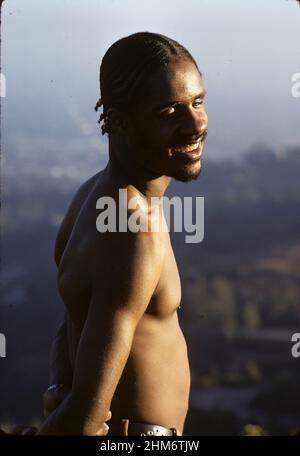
[168,156,202,182]
[126,131,204,182]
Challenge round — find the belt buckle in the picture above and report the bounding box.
[130,422,174,436]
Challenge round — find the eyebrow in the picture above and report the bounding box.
[155,90,207,110]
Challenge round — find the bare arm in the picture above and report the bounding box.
[43,313,73,418]
[42,173,102,420]
[48,312,73,386]
[38,230,165,435]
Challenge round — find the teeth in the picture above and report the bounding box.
[173,142,200,153]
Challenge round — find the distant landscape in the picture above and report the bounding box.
[1,145,300,435]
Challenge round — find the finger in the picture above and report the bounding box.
[95,422,109,436]
[106,410,112,421]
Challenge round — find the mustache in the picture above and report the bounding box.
[199,130,208,142]
[171,130,208,148]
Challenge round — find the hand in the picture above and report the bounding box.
[94,410,112,436]
[43,384,112,435]
[171,427,182,436]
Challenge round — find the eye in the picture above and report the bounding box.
[159,106,176,118]
[193,99,204,108]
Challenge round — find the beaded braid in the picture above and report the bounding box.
[95,31,200,136]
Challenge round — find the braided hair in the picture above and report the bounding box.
[94,31,200,135]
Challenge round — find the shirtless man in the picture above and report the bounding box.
[39,31,208,436]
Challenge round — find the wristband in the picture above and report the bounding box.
[46,383,64,392]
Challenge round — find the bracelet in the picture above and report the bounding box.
[47,383,65,392]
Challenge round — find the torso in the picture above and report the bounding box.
[55,170,191,434]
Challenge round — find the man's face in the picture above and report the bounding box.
[125,58,208,182]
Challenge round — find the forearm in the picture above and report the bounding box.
[39,392,74,435]
[71,313,135,434]
[39,314,134,435]
[49,312,73,386]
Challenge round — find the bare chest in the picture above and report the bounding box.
[146,239,182,318]
[59,228,182,324]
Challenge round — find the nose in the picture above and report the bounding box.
[178,109,208,139]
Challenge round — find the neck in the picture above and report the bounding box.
[106,135,171,201]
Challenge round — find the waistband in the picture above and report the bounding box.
[120,419,178,436]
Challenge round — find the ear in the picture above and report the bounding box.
[106,107,129,135]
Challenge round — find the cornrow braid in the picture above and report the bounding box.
[94,97,107,135]
[95,31,200,135]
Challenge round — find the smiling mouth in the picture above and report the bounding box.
[171,132,207,159]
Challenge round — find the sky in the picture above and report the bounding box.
[1,0,300,171]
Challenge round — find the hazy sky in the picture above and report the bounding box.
[2,0,300,164]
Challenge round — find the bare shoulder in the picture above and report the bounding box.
[90,228,166,280]
[92,183,168,276]
[93,184,167,270]
[88,228,166,319]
